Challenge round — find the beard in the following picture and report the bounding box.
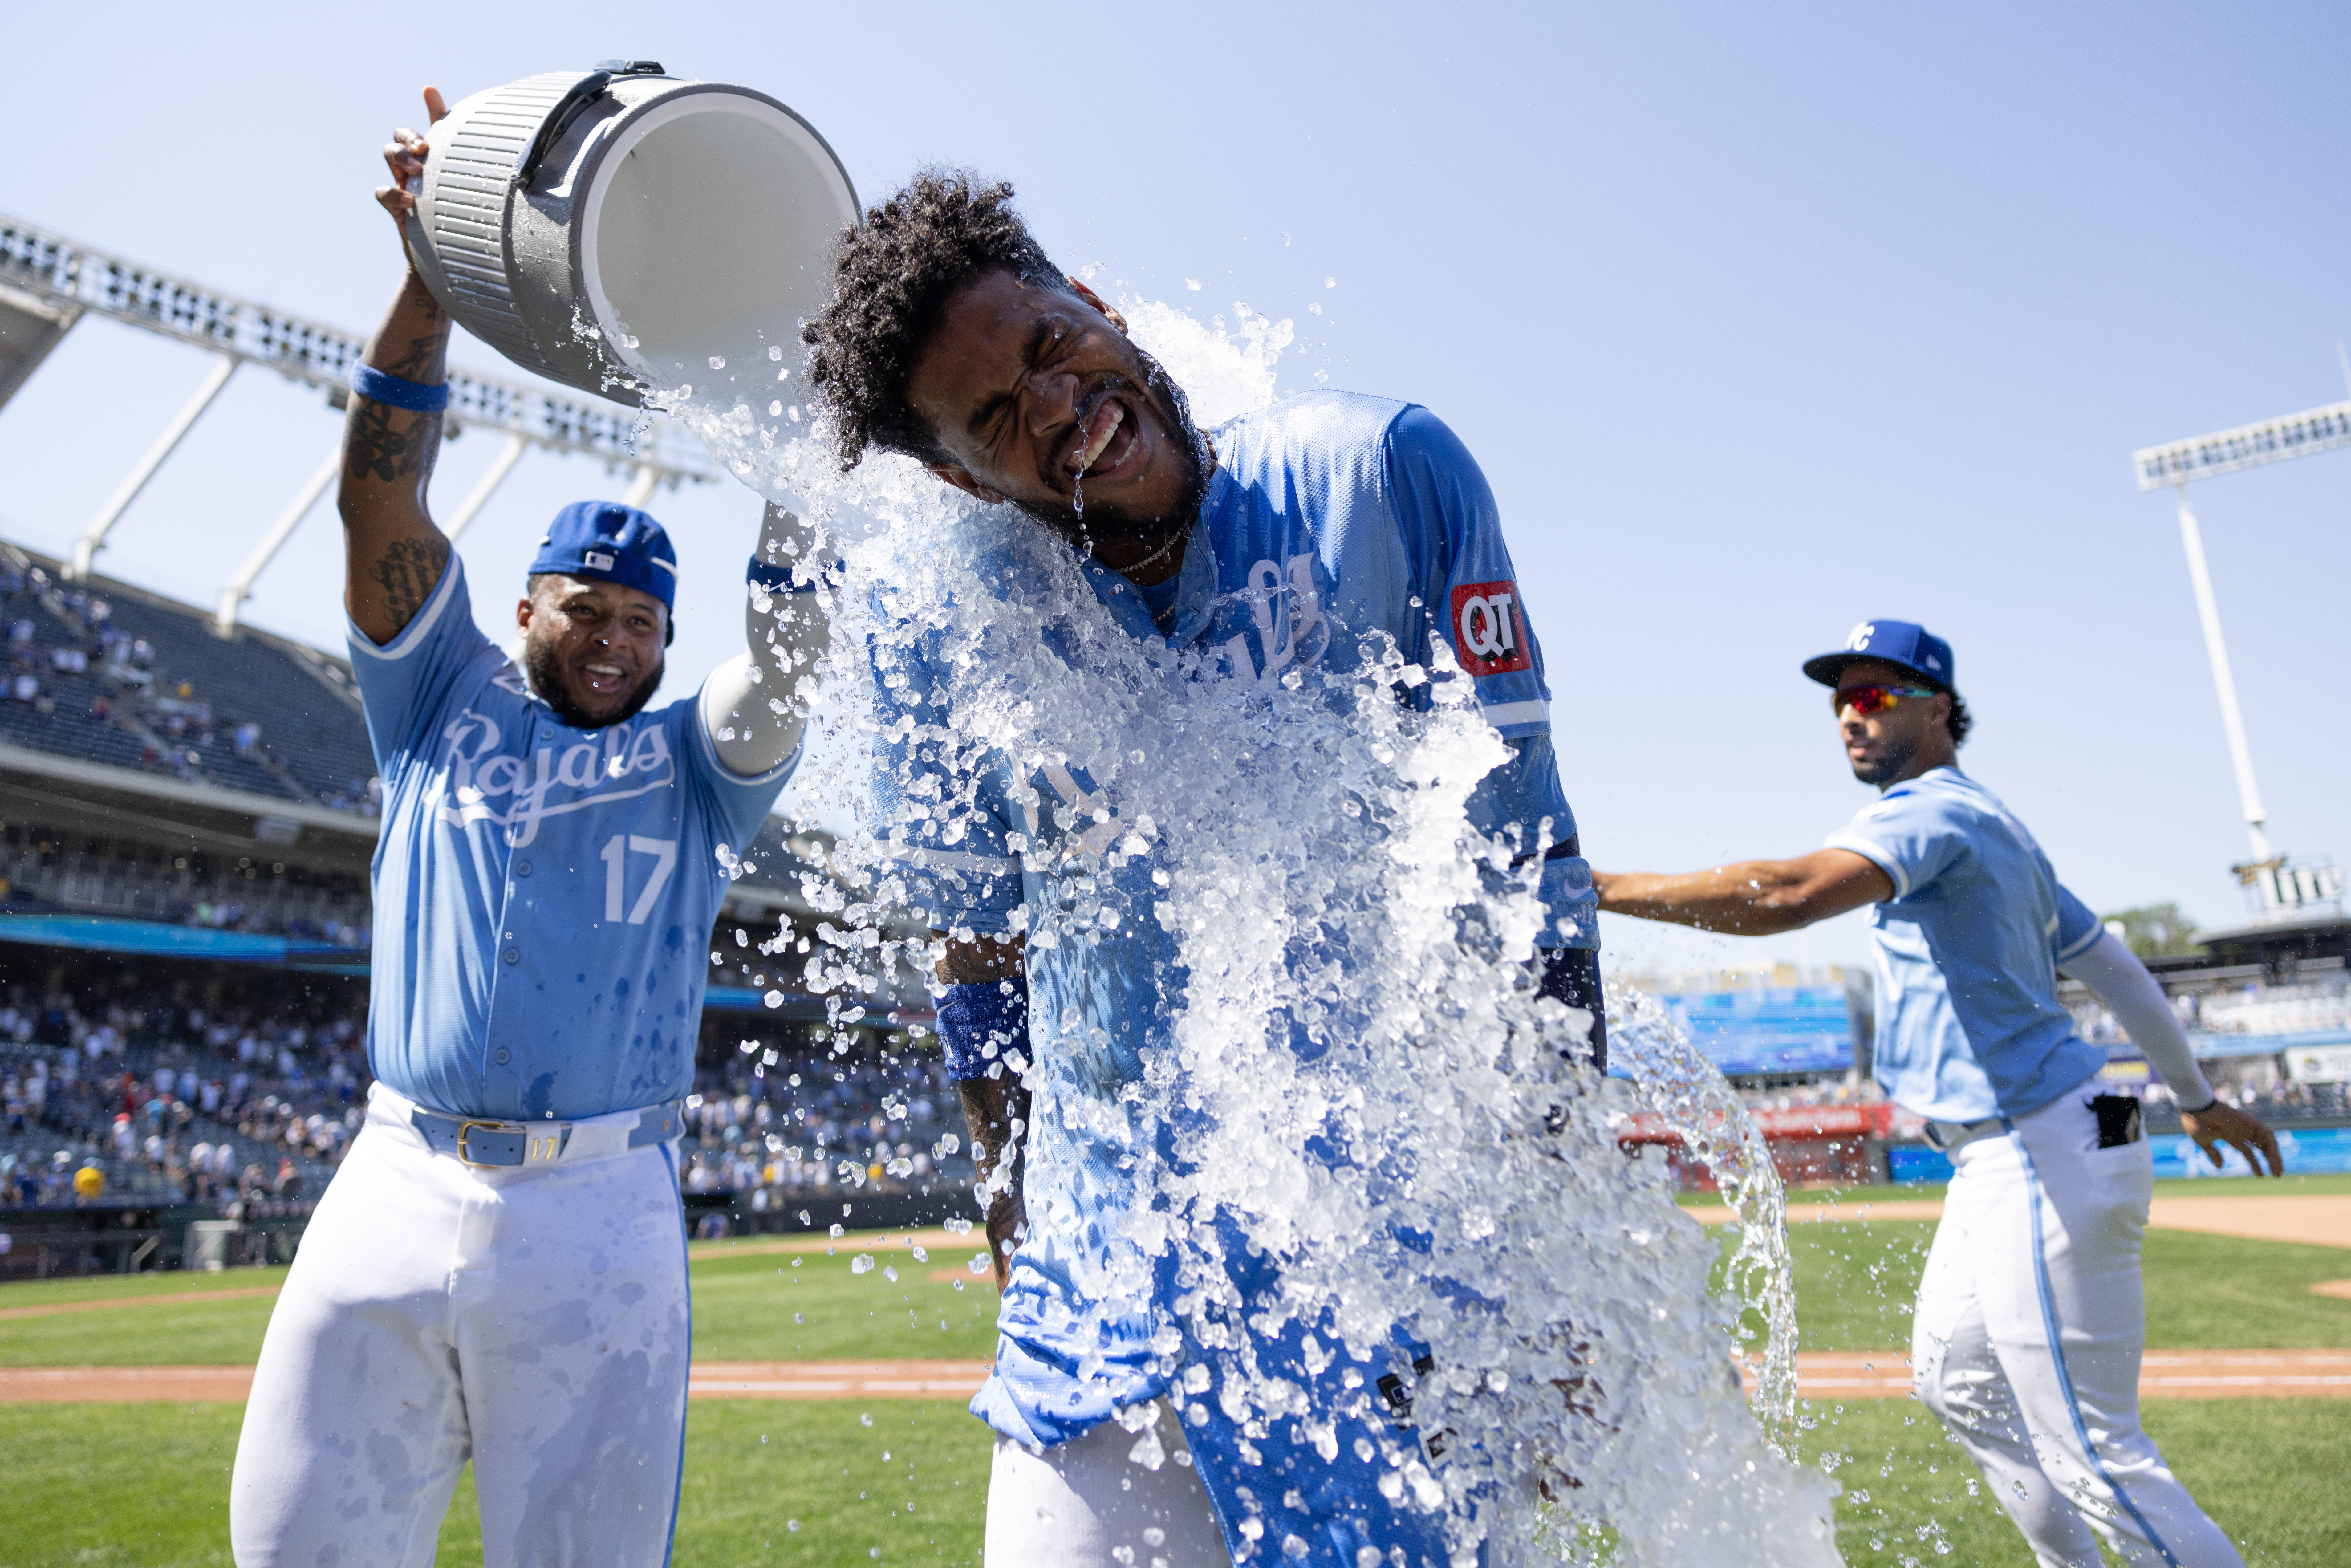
[524,636,665,731]
[1849,735,1916,787]
[1013,344,1213,559]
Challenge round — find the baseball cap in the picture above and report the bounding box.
[529,501,680,624]
[1801,620,1955,690]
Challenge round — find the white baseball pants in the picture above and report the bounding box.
[985,1401,1230,1567]
[230,1085,692,1568]
[1911,1076,2243,1568]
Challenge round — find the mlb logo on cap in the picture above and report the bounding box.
[1801,619,1955,689]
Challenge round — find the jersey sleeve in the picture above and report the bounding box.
[1823,786,1969,901]
[2050,882,2104,964]
[681,685,797,851]
[868,620,1025,936]
[1383,405,1556,741]
[1385,407,1596,949]
[345,555,493,781]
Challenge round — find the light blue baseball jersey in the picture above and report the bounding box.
[1825,766,2105,1123]
[872,393,1593,1485]
[349,558,793,1122]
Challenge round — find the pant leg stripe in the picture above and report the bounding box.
[662,1140,688,1568]
[2002,1119,2180,1568]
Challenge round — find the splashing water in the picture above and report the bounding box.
[649,295,1837,1564]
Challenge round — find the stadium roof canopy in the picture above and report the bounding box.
[0,536,840,935]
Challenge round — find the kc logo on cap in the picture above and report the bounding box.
[1450,580,1531,677]
[1804,618,1955,689]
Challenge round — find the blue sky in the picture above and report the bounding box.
[4,3,2347,972]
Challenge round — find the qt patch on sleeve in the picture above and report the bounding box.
[1449,580,1531,676]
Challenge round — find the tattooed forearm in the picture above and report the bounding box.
[340,268,458,645]
[381,327,447,380]
[344,401,443,485]
[365,536,451,630]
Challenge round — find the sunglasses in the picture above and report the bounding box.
[1833,683,1939,717]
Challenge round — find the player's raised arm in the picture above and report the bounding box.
[340,88,456,648]
[1594,849,1892,936]
[703,502,834,776]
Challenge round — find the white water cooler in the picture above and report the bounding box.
[403,61,859,403]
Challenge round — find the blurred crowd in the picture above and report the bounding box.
[0,961,968,1213]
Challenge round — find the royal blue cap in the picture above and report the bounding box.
[529,501,679,611]
[1802,619,1955,690]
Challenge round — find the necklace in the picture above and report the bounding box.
[1110,520,1188,582]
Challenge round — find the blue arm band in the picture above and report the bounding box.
[938,981,1029,1081]
[351,363,451,413]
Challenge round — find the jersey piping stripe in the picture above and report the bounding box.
[346,558,461,664]
[2053,920,2104,964]
[1476,699,1551,729]
[2001,1119,2182,1568]
[1824,832,1911,899]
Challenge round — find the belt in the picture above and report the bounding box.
[1923,1115,2004,1154]
[407,1099,686,1169]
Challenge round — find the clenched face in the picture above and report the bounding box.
[516,574,667,730]
[905,271,1210,569]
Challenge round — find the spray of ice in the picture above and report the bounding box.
[648,299,1838,1565]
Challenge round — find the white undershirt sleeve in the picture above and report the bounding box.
[701,502,832,778]
[2057,929,2215,1107]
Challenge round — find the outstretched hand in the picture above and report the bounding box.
[2179,1100,2284,1177]
[374,87,449,237]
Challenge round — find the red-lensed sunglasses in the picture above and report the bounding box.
[1833,683,1939,717]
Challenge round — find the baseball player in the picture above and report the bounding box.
[1593,619,2281,1568]
[800,172,1605,1566]
[228,94,828,1565]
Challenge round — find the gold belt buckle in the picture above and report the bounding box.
[455,1119,514,1168]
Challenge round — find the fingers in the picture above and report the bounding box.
[2251,1125,2285,1177]
[423,85,448,122]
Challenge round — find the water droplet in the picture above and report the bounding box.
[708,355,726,369]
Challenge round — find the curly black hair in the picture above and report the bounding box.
[801,170,1064,472]
[1945,690,1972,747]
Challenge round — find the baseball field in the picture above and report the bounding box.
[2,1172,2344,1566]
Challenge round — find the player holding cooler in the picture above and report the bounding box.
[229,96,830,1564]
[1594,619,2280,1568]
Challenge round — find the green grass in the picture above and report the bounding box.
[1719,1219,2351,1354]
[1678,1169,2351,1207]
[1791,1399,2351,1567]
[0,1400,992,1568]
[0,1265,294,1308]
[690,1246,1000,1363]
[0,1248,1002,1367]
[5,1399,2342,1567]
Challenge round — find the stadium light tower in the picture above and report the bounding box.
[0,213,714,630]
[2134,398,2351,920]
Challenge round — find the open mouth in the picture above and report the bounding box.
[580,659,632,697]
[1063,386,1146,489]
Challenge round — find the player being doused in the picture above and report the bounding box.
[802,171,1607,1566]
